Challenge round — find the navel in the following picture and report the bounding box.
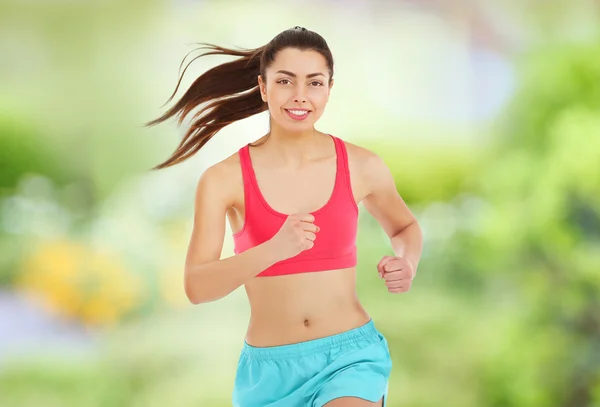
[303,319,310,327]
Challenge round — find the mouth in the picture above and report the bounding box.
[284,108,311,121]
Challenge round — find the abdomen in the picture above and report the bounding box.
[243,267,370,347]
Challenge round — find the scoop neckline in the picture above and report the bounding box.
[244,134,340,218]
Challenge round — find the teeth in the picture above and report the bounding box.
[288,110,308,116]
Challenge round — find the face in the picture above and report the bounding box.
[258,48,333,132]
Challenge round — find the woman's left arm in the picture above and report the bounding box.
[359,150,423,292]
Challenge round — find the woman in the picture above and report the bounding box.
[147,26,422,407]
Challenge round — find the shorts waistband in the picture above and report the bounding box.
[242,319,381,360]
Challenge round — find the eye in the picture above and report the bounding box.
[277,79,291,85]
[310,81,324,86]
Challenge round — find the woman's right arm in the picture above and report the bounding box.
[183,163,280,304]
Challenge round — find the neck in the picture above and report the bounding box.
[265,122,325,164]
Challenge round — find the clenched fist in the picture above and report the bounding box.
[268,213,320,262]
[377,256,415,294]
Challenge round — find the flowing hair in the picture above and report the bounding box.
[145,26,334,170]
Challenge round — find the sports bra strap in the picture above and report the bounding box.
[332,135,358,212]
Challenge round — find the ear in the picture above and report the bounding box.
[258,75,267,102]
[328,78,334,95]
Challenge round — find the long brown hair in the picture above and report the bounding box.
[145,26,334,170]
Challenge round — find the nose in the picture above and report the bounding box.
[293,87,307,104]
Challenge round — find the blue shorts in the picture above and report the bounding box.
[232,319,392,407]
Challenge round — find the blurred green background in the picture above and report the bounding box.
[1,0,599,406]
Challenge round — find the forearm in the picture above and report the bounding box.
[184,241,280,304]
[390,220,423,275]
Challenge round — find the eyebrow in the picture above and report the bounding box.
[275,70,325,78]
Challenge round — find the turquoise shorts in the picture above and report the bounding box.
[232,319,392,407]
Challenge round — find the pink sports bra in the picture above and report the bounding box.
[233,135,359,277]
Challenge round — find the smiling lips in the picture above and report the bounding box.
[284,108,311,121]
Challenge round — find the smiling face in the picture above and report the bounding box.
[258,47,333,132]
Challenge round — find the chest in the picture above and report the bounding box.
[254,158,338,214]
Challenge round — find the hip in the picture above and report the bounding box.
[233,318,392,407]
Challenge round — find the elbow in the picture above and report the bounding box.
[184,282,201,305]
[409,218,422,236]
[184,271,205,305]
[183,270,225,305]
[392,218,421,239]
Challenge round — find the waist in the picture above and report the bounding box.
[245,310,371,347]
[243,268,368,346]
[242,318,380,360]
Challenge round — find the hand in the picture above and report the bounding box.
[268,213,319,261]
[377,256,415,294]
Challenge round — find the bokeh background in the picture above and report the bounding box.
[1,0,599,406]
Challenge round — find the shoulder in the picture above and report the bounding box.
[340,138,390,181]
[198,149,242,185]
[195,148,244,206]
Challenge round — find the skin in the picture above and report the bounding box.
[184,48,423,406]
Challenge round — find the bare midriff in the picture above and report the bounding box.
[243,266,370,347]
